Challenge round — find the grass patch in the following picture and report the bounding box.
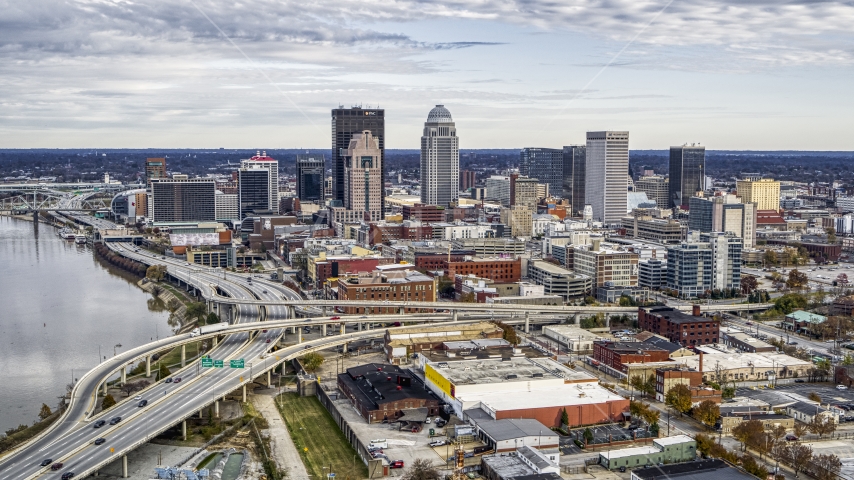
[277,393,367,480]
[156,341,201,372]
[160,283,192,305]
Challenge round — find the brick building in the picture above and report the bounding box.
[413,250,475,272]
[364,222,433,245]
[337,269,436,314]
[402,204,446,223]
[593,341,671,373]
[441,257,522,282]
[638,306,720,347]
[653,366,719,405]
[337,364,440,423]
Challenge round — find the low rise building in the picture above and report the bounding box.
[486,295,563,306]
[673,351,812,384]
[481,446,561,480]
[599,435,696,470]
[720,412,793,435]
[621,215,686,244]
[638,259,666,289]
[593,341,672,373]
[337,269,435,314]
[781,310,826,334]
[630,459,754,480]
[719,328,775,353]
[442,257,522,283]
[475,419,560,452]
[542,325,604,354]
[453,238,526,256]
[786,401,839,424]
[383,322,504,364]
[638,306,720,347]
[337,364,439,423]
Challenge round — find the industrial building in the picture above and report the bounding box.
[630,459,755,480]
[542,325,604,354]
[481,446,561,480]
[475,419,560,452]
[421,357,628,427]
[382,322,504,364]
[337,363,439,423]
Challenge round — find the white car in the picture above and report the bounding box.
[429,439,447,447]
[424,418,431,424]
[837,385,848,390]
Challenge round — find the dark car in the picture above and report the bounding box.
[789,341,798,345]
[786,434,799,441]
[94,438,106,445]
[795,379,806,383]
[61,473,75,480]
[109,417,122,425]
[174,377,182,383]
[263,329,268,333]
[390,460,405,469]
[165,378,173,383]
[619,466,627,473]
[138,400,148,407]
[51,463,64,471]
[40,459,53,467]
[266,339,271,343]
[93,420,106,428]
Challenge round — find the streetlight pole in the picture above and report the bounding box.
[114,343,122,357]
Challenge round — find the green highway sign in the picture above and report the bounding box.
[201,358,213,368]
[230,359,245,369]
[214,360,224,368]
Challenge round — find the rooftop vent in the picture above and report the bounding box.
[506,374,518,380]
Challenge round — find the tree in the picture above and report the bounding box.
[583,427,594,444]
[808,392,821,402]
[301,352,324,372]
[158,362,170,380]
[493,321,519,344]
[826,227,837,244]
[38,403,53,421]
[206,312,220,325]
[764,250,779,266]
[400,458,441,480]
[732,420,764,452]
[146,264,167,282]
[741,275,759,295]
[561,408,569,427]
[786,269,809,290]
[773,293,809,314]
[185,302,208,326]
[809,453,842,480]
[665,384,692,416]
[782,443,813,478]
[630,375,655,398]
[808,415,837,439]
[693,400,720,430]
[793,422,809,438]
[101,394,116,410]
[459,292,476,303]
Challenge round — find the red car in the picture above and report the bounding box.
[330,316,341,320]
[390,461,404,469]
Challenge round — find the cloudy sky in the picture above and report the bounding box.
[1,0,853,150]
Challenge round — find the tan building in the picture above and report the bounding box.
[343,130,384,222]
[513,176,540,211]
[720,413,793,435]
[572,240,639,288]
[383,321,504,364]
[737,178,780,211]
[621,215,686,244]
[500,205,533,238]
[635,175,669,207]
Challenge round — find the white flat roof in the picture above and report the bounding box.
[654,435,694,446]
[674,352,811,371]
[599,446,659,459]
[461,383,626,412]
[434,357,596,385]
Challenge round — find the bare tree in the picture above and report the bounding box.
[401,459,441,480]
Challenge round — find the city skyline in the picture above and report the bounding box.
[1,1,853,150]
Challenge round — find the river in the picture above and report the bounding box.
[0,216,173,434]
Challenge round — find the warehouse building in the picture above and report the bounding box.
[475,419,560,452]
[422,357,627,427]
[599,435,696,470]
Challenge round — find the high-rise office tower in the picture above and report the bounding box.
[520,148,563,197]
[562,145,586,214]
[332,106,384,207]
[736,178,780,211]
[238,167,271,219]
[420,105,459,206]
[343,130,383,222]
[635,175,669,208]
[668,144,705,209]
[240,151,278,212]
[296,154,325,202]
[150,177,216,222]
[585,131,629,224]
[145,158,166,185]
[460,170,476,191]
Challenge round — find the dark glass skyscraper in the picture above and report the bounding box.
[238,168,270,219]
[668,144,705,209]
[332,107,384,208]
[296,154,325,202]
[520,147,562,196]
[562,145,586,215]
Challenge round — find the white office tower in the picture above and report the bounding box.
[584,131,629,224]
[240,151,279,213]
[420,105,459,207]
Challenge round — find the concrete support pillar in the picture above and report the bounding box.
[146,356,151,378]
[297,329,302,344]
[321,324,327,336]
[267,370,272,386]
[212,336,218,347]
[199,409,203,419]
[323,306,329,316]
[605,315,610,328]
[242,384,247,403]
[399,307,405,315]
[573,313,580,325]
[340,323,345,335]
[121,367,127,385]
[182,420,187,441]
[181,344,186,367]
[103,381,108,396]
[287,305,296,318]
[122,455,128,478]
[343,342,348,354]
[525,311,530,334]
[358,322,362,332]
[260,306,267,321]
[453,311,458,322]
[214,400,220,418]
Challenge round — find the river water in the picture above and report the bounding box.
[0,216,172,434]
